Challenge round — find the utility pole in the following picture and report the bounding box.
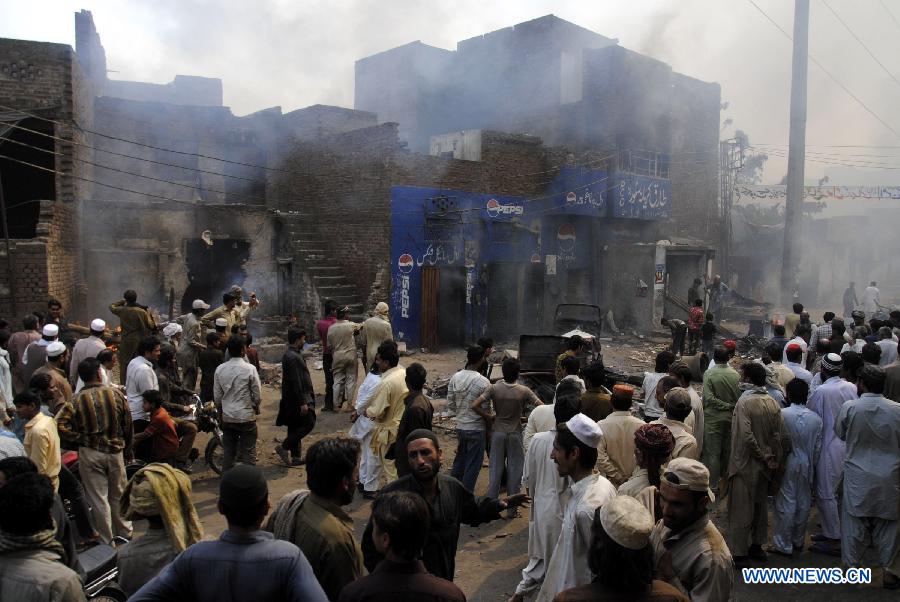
[780,0,809,306]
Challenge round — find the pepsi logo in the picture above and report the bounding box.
[557,223,576,251]
[398,253,414,274]
[486,198,524,218]
[566,191,577,204]
[531,253,541,263]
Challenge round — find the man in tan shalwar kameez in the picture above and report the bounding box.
[725,361,791,565]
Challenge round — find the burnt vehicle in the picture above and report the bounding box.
[488,333,642,405]
[554,303,603,337]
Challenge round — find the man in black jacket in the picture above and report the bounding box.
[362,429,529,581]
[276,329,317,466]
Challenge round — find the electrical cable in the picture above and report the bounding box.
[745,0,900,139]
[823,0,900,90]
[880,0,900,34]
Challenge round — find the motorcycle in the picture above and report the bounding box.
[78,538,130,601]
[184,395,225,475]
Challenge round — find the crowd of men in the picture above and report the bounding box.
[1,283,900,600]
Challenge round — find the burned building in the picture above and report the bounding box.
[0,11,375,328]
[336,15,720,346]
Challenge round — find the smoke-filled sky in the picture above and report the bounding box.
[3,0,900,184]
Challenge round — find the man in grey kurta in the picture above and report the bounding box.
[176,300,209,391]
[835,365,900,571]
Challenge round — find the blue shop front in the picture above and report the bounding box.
[390,167,671,349]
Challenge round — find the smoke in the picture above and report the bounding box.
[4,1,898,186]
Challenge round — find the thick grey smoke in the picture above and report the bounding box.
[3,0,900,184]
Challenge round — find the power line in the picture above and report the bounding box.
[2,120,259,182]
[749,145,900,170]
[880,0,900,34]
[0,102,616,183]
[0,148,641,220]
[0,136,273,205]
[0,153,211,208]
[754,143,900,149]
[823,0,900,90]
[745,0,900,139]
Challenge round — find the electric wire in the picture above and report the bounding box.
[745,0,900,139]
[823,0,900,90]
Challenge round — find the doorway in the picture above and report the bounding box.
[181,238,251,313]
[438,267,466,347]
[487,263,519,341]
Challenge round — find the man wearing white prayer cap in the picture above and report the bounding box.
[68,319,108,387]
[33,340,73,414]
[554,495,689,600]
[537,414,617,601]
[162,322,182,343]
[21,323,59,389]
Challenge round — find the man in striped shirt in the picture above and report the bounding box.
[56,356,134,544]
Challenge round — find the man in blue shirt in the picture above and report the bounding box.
[131,465,327,602]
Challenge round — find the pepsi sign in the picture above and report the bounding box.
[485,198,524,218]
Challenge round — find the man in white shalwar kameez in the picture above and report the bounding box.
[772,378,822,556]
[535,414,616,602]
[805,353,857,551]
[835,365,900,577]
[509,389,581,601]
[349,364,383,495]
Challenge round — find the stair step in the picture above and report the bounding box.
[313,275,348,282]
[316,284,356,292]
[327,294,360,303]
[307,266,342,272]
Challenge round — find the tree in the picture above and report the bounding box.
[733,130,768,185]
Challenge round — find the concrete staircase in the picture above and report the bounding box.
[281,213,366,320]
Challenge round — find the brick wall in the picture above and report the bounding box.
[0,38,87,320]
[0,39,73,110]
[0,201,76,318]
[42,201,79,311]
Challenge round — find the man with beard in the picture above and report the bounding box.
[361,429,529,582]
[536,414,617,601]
[508,382,582,602]
[650,459,733,602]
[725,362,790,566]
[266,438,364,602]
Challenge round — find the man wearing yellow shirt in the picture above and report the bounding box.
[366,340,407,488]
[14,390,61,491]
